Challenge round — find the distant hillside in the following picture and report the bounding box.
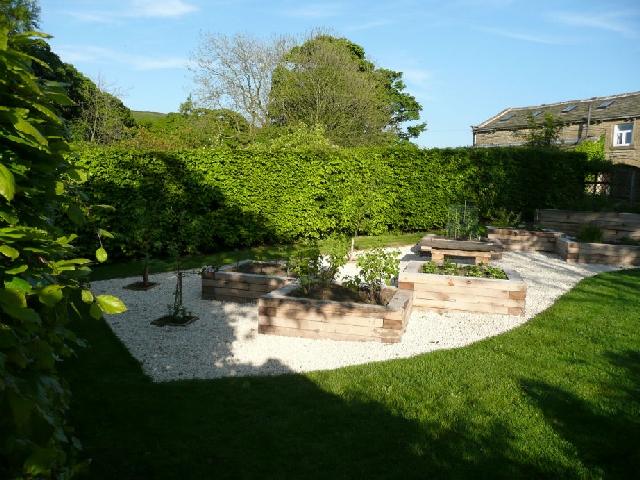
[132,111,168,124]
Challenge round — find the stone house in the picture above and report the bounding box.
[471,91,640,168]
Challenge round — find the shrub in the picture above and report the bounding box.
[576,223,604,243]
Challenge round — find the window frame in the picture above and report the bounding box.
[613,123,633,147]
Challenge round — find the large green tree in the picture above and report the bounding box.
[0,0,40,34]
[189,31,296,138]
[268,35,426,147]
[0,28,125,477]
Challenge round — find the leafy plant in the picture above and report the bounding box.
[617,236,640,246]
[291,239,348,294]
[348,248,400,303]
[576,223,604,243]
[0,28,126,478]
[490,208,523,228]
[420,261,507,279]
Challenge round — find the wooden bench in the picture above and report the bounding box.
[419,235,504,265]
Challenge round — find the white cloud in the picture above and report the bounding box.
[475,26,561,44]
[57,45,187,71]
[69,0,198,23]
[547,10,638,39]
[346,20,394,32]
[131,0,198,18]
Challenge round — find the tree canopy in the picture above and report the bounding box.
[268,35,426,147]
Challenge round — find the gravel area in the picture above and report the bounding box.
[93,246,629,382]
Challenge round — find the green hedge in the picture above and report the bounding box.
[67,146,597,260]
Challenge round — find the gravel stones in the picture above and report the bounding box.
[93,247,628,382]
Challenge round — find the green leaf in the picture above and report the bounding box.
[23,448,61,476]
[0,244,19,259]
[0,209,18,224]
[6,264,28,275]
[39,285,63,306]
[5,276,31,292]
[81,290,93,303]
[66,168,88,182]
[0,164,16,201]
[89,302,103,320]
[55,181,65,195]
[0,288,26,308]
[3,306,40,323]
[96,247,108,263]
[96,295,127,314]
[66,203,85,225]
[98,229,114,239]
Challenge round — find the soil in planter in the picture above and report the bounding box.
[123,281,159,291]
[287,283,395,306]
[150,315,198,327]
[229,261,293,276]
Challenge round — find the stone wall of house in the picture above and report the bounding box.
[603,119,640,168]
[474,118,639,168]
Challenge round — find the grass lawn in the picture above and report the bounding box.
[62,242,640,478]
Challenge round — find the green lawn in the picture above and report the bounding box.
[62,246,640,478]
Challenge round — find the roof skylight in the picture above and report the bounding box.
[500,114,515,121]
[561,105,577,113]
[597,101,614,108]
[533,111,543,116]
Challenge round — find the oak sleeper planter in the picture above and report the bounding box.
[556,237,640,265]
[398,261,526,316]
[201,260,295,302]
[486,226,566,252]
[258,284,413,343]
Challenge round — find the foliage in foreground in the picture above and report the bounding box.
[0,29,125,478]
[61,268,640,478]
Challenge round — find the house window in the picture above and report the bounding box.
[613,124,633,147]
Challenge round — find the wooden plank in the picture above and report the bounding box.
[258,324,384,342]
[413,299,513,315]
[258,307,385,327]
[258,296,389,317]
[399,272,525,290]
[413,290,525,307]
[421,236,503,252]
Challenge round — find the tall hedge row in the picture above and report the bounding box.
[68,146,595,260]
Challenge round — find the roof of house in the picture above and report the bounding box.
[472,91,640,132]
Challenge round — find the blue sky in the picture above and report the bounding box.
[39,0,640,148]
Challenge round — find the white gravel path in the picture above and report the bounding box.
[93,246,629,382]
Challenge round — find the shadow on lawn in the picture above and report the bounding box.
[63,314,594,479]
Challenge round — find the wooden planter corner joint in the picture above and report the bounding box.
[398,261,526,316]
[201,260,295,302]
[258,284,413,343]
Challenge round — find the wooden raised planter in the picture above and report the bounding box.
[536,209,640,242]
[419,235,504,264]
[398,261,526,316]
[258,284,413,343]
[202,260,295,302]
[486,226,566,252]
[556,237,640,265]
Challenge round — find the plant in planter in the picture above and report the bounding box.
[290,239,348,294]
[421,259,507,279]
[446,202,480,240]
[576,223,603,243]
[344,247,400,304]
